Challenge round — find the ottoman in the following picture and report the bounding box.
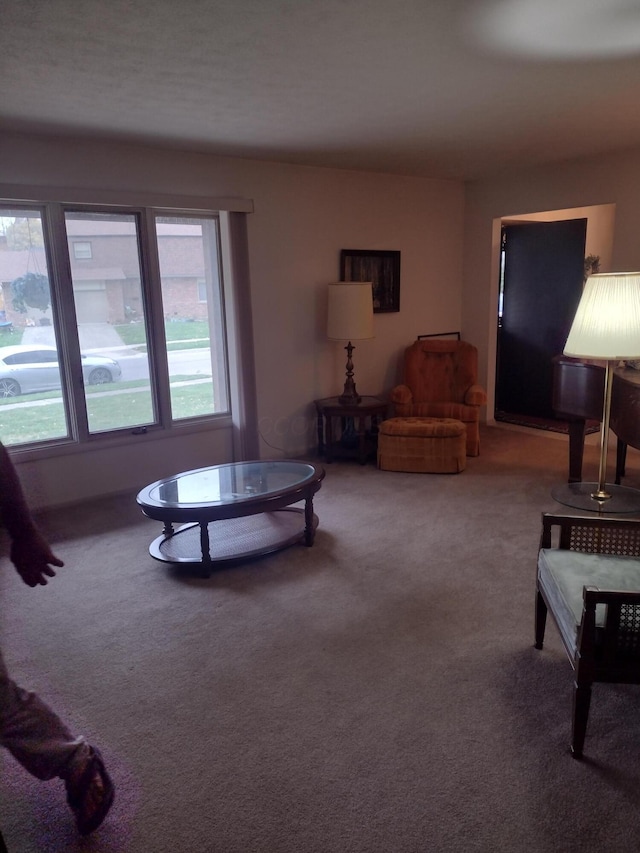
[377,417,466,474]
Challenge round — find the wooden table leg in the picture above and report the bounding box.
[356,415,368,464]
[199,521,213,577]
[325,415,335,463]
[316,408,324,457]
[567,420,587,483]
[616,438,628,485]
[304,495,315,546]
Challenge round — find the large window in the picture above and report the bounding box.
[0,203,230,449]
[155,215,229,421]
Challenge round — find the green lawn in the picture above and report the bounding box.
[4,320,210,351]
[115,320,210,351]
[0,377,219,446]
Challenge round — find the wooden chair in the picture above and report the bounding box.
[535,512,640,758]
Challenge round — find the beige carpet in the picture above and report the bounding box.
[2,425,640,852]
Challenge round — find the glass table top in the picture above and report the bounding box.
[143,460,320,509]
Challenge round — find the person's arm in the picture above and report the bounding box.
[0,441,64,587]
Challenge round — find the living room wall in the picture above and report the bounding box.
[462,147,640,412]
[0,131,465,508]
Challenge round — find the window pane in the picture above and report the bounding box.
[0,209,70,446]
[155,216,229,420]
[65,211,155,434]
[73,241,92,259]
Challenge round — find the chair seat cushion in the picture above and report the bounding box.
[400,402,479,423]
[379,416,465,438]
[538,549,640,654]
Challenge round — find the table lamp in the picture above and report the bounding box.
[551,271,640,513]
[327,282,374,405]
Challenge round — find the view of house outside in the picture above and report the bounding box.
[0,209,229,447]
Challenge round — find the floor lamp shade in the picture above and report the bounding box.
[564,272,640,360]
[327,282,374,405]
[327,282,374,342]
[552,271,640,513]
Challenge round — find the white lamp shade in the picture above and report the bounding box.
[564,271,640,360]
[327,282,374,341]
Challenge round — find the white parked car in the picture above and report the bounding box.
[0,344,122,397]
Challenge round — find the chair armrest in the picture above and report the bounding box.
[581,585,640,662]
[390,384,413,405]
[464,384,487,406]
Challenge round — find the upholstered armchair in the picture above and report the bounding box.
[390,339,487,456]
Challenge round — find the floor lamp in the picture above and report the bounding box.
[551,271,640,513]
[327,282,374,405]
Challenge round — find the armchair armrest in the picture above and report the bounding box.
[464,384,487,407]
[390,384,413,405]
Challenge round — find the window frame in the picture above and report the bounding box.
[0,194,245,462]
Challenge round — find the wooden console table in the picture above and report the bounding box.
[314,396,388,464]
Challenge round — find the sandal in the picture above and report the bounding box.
[65,746,115,836]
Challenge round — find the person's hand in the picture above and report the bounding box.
[10,532,64,587]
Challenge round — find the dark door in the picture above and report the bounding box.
[496,219,587,420]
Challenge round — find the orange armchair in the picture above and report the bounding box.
[390,338,487,456]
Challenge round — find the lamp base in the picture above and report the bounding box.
[551,482,640,514]
[338,345,361,405]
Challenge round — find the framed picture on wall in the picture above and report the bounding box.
[340,249,401,313]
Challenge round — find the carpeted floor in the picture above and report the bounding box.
[2,425,640,852]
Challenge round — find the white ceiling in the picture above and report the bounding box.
[3,0,640,180]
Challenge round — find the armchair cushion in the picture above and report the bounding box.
[403,339,480,404]
[403,401,481,422]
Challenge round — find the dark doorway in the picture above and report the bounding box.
[495,219,587,421]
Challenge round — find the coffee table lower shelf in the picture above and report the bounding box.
[149,507,318,574]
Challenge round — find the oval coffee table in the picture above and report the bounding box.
[137,459,325,576]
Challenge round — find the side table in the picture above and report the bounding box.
[314,396,389,464]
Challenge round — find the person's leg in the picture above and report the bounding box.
[0,648,114,835]
[0,647,89,779]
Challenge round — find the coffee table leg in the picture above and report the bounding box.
[326,415,334,463]
[304,496,315,546]
[199,522,213,577]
